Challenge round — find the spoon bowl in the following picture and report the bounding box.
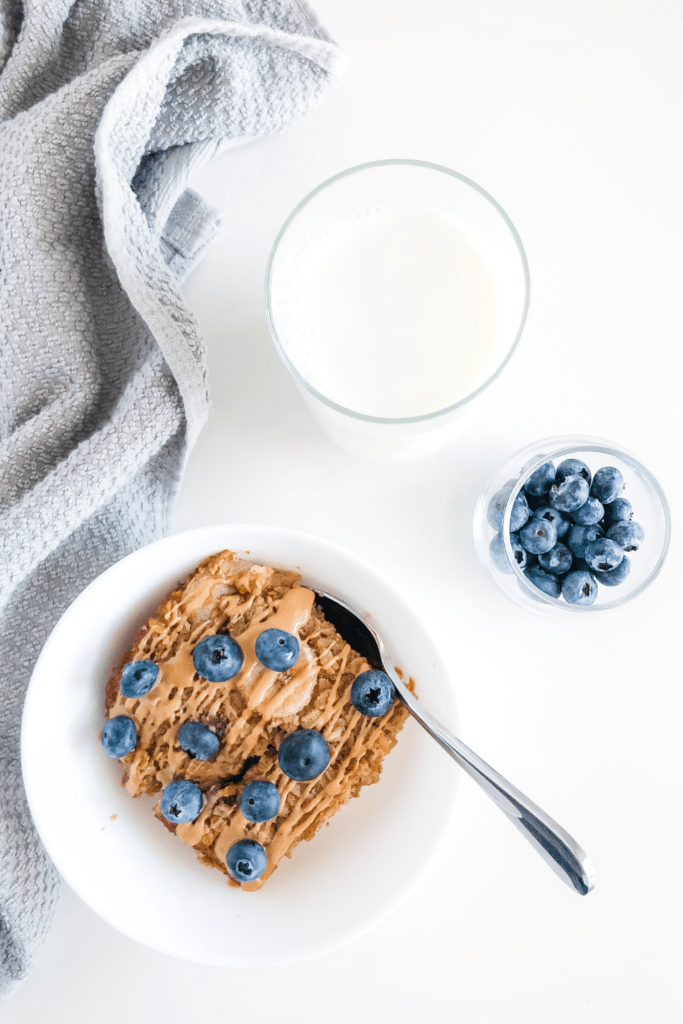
[316,590,595,895]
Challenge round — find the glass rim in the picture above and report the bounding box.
[264,158,531,425]
[501,436,672,613]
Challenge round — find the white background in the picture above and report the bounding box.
[7,1,682,1021]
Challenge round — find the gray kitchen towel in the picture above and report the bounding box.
[0,0,345,993]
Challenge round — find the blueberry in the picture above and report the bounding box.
[524,462,557,497]
[558,515,574,539]
[239,781,281,823]
[567,523,604,558]
[603,497,633,526]
[351,670,395,717]
[523,461,556,497]
[519,518,557,554]
[562,570,598,605]
[590,466,623,504]
[160,779,203,824]
[584,538,624,572]
[509,532,530,570]
[509,491,531,532]
[606,521,645,552]
[278,729,330,781]
[487,480,516,531]
[119,660,159,698]
[548,474,590,513]
[524,491,553,511]
[193,634,244,682]
[519,454,547,475]
[101,716,137,758]
[532,506,569,538]
[556,515,573,540]
[226,839,267,883]
[517,577,544,603]
[524,566,562,598]
[491,531,531,573]
[593,554,631,586]
[254,629,300,672]
[556,459,591,486]
[489,532,513,574]
[177,721,220,761]
[538,542,573,575]
[570,496,604,526]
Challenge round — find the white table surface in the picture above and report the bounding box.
[7,2,682,1021]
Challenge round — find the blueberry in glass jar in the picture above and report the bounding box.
[556,459,591,486]
[523,461,556,497]
[509,490,531,532]
[570,496,604,526]
[519,518,557,554]
[524,566,563,598]
[562,570,598,606]
[538,542,573,575]
[584,538,624,573]
[487,480,516,531]
[590,466,623,505]
[593,554,631,586]
[603,497,633,526]
[606,521,645,552]
[567,523,604,559]
[509,532,530,570]
[548,474,590,513]
[532,505,571,540]
[490,532,512,574]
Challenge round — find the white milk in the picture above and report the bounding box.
[272,204,502,420]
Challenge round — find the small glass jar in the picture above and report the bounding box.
[473,436,671,617]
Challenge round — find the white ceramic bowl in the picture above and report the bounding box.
[22,525,458,967]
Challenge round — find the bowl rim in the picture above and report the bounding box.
[500,435,671,613]
[264,157,531,425]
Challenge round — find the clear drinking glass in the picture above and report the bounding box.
[265,160,530,461]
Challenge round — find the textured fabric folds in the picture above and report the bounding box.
[0,0,344,994]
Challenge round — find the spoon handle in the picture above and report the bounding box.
[391,675,594,895]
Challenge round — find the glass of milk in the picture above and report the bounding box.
[265,160,529,461]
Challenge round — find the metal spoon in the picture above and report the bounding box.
[315,591,595,895]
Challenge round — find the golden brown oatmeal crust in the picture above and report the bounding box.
[105,550,412,890]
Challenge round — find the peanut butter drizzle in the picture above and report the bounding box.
[108,551,411,891]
